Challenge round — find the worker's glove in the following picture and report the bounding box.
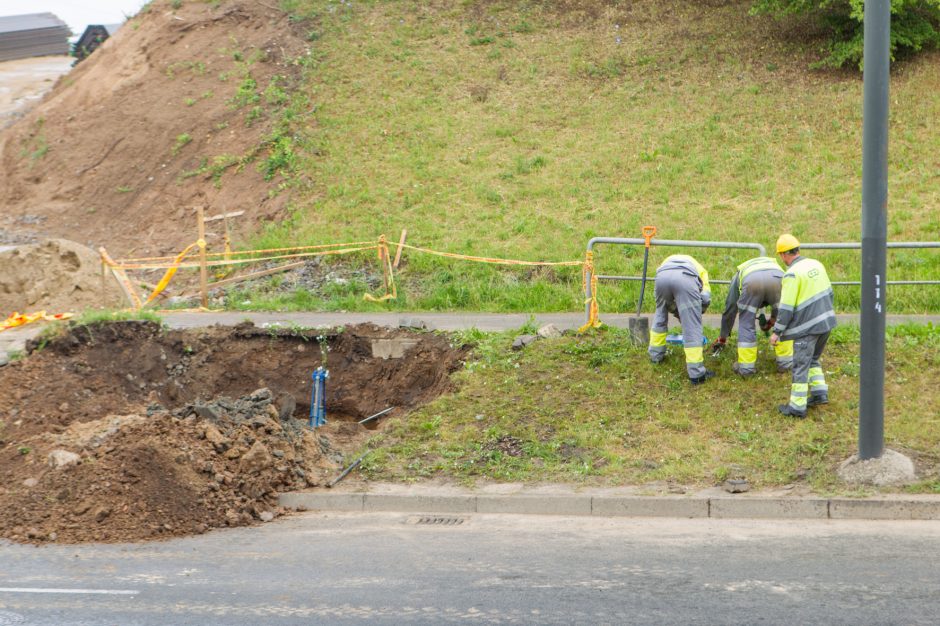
[760,315,776,333]
[710,337,726,356]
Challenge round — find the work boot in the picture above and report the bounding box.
[777,363,792,373]
[777,404,807,419]
[690,370,716,385]
[731,362,754,378]
[807,393,829,407]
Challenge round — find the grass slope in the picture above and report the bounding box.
[362,323,940,494]
[237,0,940,313]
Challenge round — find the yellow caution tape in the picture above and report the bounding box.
[1,311,73,332]
[143,242,199,305]
[578,251,602,333]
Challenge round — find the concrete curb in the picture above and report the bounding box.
[279,491,940,521]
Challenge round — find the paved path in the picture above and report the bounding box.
[3,310,939,359]
[159,310,940,332]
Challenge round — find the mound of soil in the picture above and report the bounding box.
[0,321,467,543]
[0,239,124,314]
[0,0,311,255]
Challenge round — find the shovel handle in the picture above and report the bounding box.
[641,225,657,248]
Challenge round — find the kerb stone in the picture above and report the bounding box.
[364,494,476,513]
[710,497,828,519]
[592,496,707,518]
[829,499,940,520]
[279,492,365,511]
[476,495,591,516]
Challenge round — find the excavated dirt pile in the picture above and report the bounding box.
[0,0,311,254]
[0,239,124,314]
[0,321,467,544]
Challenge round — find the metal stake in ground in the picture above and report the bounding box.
[628,225,657,346]
[358,407,394,425]
[327,452,367,488]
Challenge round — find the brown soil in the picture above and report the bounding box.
[0,0,311,256]
[0,239,124,314]
[0,321,467,544]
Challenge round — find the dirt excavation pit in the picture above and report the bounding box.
[0,321,467,544]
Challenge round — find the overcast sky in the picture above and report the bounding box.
[1,0,149,36]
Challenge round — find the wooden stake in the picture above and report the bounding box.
[196,206,208,308]
[222,209,232,261]
[393,228,407,268]
[99,247,142,309]
[197,261,304,291]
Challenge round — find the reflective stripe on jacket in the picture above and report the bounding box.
[656,254,711,309]
[772,256,837,340]
[719,257,784,338]
[737,256,783,281]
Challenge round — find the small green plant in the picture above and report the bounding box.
[6,349,24,362]
[231,75,260,107]
[246,105,265,126]
[18,446,31,455]
[172,133,193,155]
[171,0,182,9]
[116,185,134,193]
[264,76,288,106]
[21,117,49,161]
[184,97,196,106]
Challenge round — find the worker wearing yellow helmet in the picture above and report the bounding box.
[648,254,715,384]
[770,234,837,418]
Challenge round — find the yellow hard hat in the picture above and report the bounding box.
[776,234,800,254]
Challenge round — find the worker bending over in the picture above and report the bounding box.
[648,254,715,385]
[712,256,794,376]
[770,235,837,418]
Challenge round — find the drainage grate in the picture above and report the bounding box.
[408,516,465,526]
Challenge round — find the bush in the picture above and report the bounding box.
[751,0,940,69]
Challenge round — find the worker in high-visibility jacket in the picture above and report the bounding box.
[711,256,794,375]
[648,254,715,384]
[769,234,837,418]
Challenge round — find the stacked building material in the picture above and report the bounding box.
[0,13,71,62]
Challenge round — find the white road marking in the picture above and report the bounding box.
[0,588,139,595]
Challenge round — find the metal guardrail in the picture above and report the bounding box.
[800,242,940,286]
[584,237,767,321]
[584,238,940,325]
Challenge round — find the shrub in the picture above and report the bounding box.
[751,0,940,69]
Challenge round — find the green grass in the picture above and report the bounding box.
[193,0,940,314]
[70,309,165,327]
[358,323,940,493]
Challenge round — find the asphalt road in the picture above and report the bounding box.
[1,512,939,625]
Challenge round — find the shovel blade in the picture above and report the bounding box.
[628,317,649,346]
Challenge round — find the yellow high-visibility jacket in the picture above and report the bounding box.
[772,256,837,340]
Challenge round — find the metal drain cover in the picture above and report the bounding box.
[407,515,465,526]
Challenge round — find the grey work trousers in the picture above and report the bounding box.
[786,331,830,412]
[737,270,787,373]
[648,269,706,379]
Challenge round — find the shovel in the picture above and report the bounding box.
[628,225,657,346]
